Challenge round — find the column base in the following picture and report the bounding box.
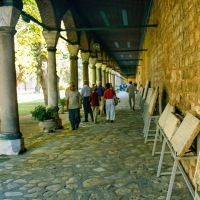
[0,138,25,155]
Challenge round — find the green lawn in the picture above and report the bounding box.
[18,99,45,116]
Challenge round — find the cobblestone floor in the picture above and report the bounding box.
[0,92,193,200]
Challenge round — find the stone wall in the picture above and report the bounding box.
[137,0,200,187]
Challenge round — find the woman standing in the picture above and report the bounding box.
[104,83,116,123]
[89,85,100,123]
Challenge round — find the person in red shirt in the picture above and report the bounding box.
[89,85,100,123]
[104,83,116,122]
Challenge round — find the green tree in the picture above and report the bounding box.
[15,1,82,104]
[15,0,49,104]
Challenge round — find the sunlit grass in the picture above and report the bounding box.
[1,91,65,116]
[18,99,45,116]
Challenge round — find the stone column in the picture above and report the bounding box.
[105,67,110,84]
[0,6,25,155]
[81,52,89,83]
[67,45,79,90]
[115,73,121,90]
[89,57,97,85]
[109,69,113,84]
[101,64,106,88]
[111,70,116,90]
[43,31,59,106]
[43,31,62,128]
[107,68,112,83]
[96,63,102,84]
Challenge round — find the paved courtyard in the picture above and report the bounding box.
[0,92,193,199]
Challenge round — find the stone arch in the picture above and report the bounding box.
[35,0,61,29]
[62,9,79,44]
[80,31,90,51]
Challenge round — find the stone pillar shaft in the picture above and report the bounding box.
[105,68,110,83]
[82,61,89,82]
[96,63,102,83]
[67,45,79,90]
[109,72,112,83]
[43,31,59,108]
[101,64,106,87]
[81,52,89,83]
[70,56,78,90]
[0,24,24,154]
[47,48,58,107]
[89,58,97,85]
[112,73,116,90]
[43,31,62,128]
[0,5,25,155]
[0,27,20,135]
[101,70,105,87]
[91,67,96,85]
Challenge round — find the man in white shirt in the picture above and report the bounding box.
[80,80,94,122]
[65,81,74,96]
[66,83,82,130]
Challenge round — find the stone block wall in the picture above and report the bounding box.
[137,0,200,188]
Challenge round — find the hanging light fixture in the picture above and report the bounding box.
[92,43,100,58]
[93,43,100,51]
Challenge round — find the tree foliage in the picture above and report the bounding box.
[15,0,82,94]
[15,0,47,86]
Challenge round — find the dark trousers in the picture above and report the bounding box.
[83,97,93,121]
[68,108,80,129]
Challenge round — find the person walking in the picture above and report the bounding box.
[126,81,137,110]
[89,85,100,123]
[104,83,116,123]
[80,80,94,122]
[65,81,74,96]
[97,81,105,116]
[66,83,82,130]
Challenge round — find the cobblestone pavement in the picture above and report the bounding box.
[0,92,193,200]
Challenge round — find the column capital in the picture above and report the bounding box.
[101,64,107,71]
[43,31,59,48]
[89,57,97,68]
[111,70,116,75]
[95,62,102,69]
[109,68,113,74]
[80,52,89,63]
[106,67,113,73]
[67,44,79,56]
[116,72,121,77]
[0,6,21,27]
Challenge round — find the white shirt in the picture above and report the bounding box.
[80,85,92,97]
[66,91,81,109]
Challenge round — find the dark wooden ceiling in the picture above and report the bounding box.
[65,0,154,78]
[20,0,154,78]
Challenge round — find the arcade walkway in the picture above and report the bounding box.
[0,92,192,199]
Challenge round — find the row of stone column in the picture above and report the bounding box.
[72,51,124,91]
[0,6,125,155]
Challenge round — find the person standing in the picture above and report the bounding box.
[89,85,100,123]
[80,80,94,122]
[104,83,116,122]
[65,81,74,96]
[66,83,82,130]
[97,81,105,116]
[126,81,137,110]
